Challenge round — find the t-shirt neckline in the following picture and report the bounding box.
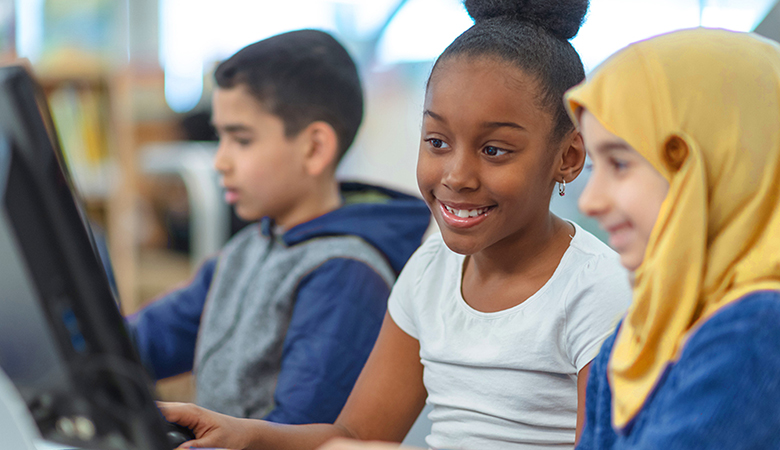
[455,221,580,318]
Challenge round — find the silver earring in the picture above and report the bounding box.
[558,179,566,197]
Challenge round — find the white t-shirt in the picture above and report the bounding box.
[388,223,631,450]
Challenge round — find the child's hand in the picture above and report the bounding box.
[158,401,251,449]
[317,438,420,450]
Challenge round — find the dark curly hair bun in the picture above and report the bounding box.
[464,0,588,40]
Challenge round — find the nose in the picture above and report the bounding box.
[213,140,230,174]
[442,148,479,192]
[578,168,609,218]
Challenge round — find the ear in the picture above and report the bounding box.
[301,121,339,177]
[556,130,586,183]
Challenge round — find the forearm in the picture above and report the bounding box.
[160,402,356,450]
[242,420,355,450]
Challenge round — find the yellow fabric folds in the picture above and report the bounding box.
[564,28,780,429]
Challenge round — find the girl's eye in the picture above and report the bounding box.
[482,146,507,157]
[426,138,449,149]
[584,162,594,172]
[610,157,629,171]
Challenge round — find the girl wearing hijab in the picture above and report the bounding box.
[568,28,780,448]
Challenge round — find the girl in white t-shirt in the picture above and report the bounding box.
[159,1,630,449]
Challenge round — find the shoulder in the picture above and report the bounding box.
[294,235,398,286]
[559,223,632,305]
[683,290,780,359]
[302,234,383,257]
[389,232,455,299]
[298,257,393,296]
[292,259,390,326]
[566,222,624,270]
[709,290,780,322]
[654,291,780,406]
[400,232,453,278]
[556,224,630,368]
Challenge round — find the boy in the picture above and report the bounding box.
[128,29,430,425]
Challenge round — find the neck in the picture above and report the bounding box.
[276,178,342,229]
[469,213,571,279]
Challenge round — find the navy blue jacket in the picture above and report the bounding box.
[128,182,430,423]
[577,290,780,449]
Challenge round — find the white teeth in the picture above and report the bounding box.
[444,205,489,218]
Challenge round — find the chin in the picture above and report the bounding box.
[439,230,486,256]
[619,253,642,272]
[234,207,262,223]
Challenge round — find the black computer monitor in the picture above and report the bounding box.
[0,65,178,450]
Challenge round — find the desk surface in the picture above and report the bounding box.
[34,441,232,450]
[34,440,78,450]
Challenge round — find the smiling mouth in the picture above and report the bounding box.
[443,204,493,218]
[606,222,631,234]
[604,222,635,249]
[437,201,495,229]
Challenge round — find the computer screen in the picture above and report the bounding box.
[0,65,175,450]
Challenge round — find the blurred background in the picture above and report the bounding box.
[3,0,779,399]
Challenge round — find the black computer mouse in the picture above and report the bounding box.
[165,422,197,448]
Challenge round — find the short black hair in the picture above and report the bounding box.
[215,29,363,160]
[430,0,588,143]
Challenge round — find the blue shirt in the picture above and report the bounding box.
[577,290,780,449]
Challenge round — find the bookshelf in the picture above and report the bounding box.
[38,68,184,312]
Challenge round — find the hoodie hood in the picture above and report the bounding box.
[262,182,430,275]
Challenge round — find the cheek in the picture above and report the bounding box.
[243,153,274,180]
[642,186,668,235]
[255,141,299,175]
[625,181,666,238]
[489,166,542,203]
[415,150,438,196]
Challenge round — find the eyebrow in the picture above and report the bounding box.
[213,123,253,134]
[594,141,633,153]
[423,110,526,131]
[484,121,525,131]
[423,110,446,123]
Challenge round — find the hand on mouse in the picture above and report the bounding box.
[159,401,253,449]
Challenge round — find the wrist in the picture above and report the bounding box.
[239,417,272,449]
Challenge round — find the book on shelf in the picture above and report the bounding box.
[47,83,114,201]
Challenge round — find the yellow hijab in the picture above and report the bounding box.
[564,28,780,429]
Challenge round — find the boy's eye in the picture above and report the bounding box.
[219,133,253,147]
[228,135,253,147]
[482,146,507,157]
